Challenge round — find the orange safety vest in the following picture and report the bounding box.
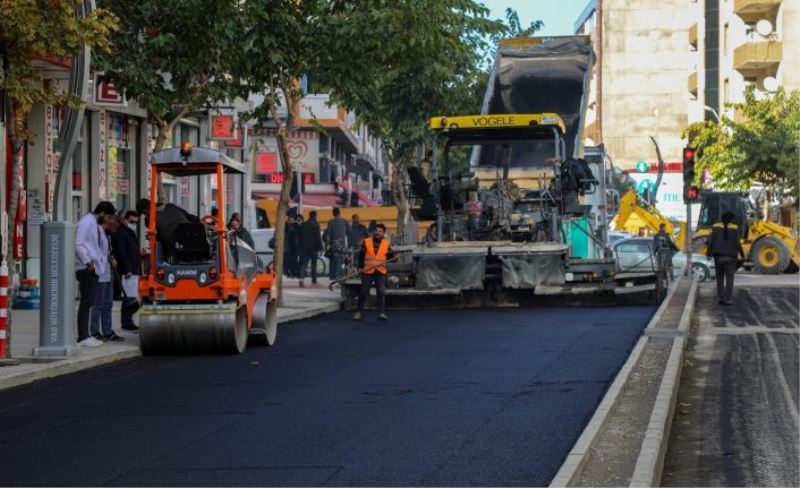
[363,237,390,275]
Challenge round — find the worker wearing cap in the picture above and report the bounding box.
[353,223,393,321]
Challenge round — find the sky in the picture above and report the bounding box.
[480,0,591,36]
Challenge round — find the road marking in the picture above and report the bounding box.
[706,326,799,335]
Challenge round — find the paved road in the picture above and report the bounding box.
[0,306,654,487]
[663,282,799,487]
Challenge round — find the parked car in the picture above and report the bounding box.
[613,237,715,281]
[609,231,634,246]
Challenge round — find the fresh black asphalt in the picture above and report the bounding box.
[0,306,654,486]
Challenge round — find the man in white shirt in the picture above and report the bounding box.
[74,201,116,347]
[91,215,125,342]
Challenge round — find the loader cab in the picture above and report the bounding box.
[696,192,749,239]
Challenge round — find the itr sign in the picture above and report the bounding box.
[94,75,127,107]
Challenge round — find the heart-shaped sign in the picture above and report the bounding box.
[286,141,308,161]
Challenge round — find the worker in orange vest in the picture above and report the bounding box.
[353,223,393,321]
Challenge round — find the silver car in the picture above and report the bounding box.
[614,237,715,282]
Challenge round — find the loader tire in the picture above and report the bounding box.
[751,237,791,275]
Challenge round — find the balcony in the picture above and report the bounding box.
[688,72,698,95]
[689,23,698,48]
[295,94,359,151]
[734,0,782,21]
[733,40,782,70]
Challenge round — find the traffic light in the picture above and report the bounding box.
[684,185,700,202]
[682,146,697,203]
[682,147,696,186]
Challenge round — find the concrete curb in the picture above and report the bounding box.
[629,337,685,487]
[0,301,342,392]
[549,277,699,487]
[549,336,649,487]
[279,302,342,324]
[0,348,142,391]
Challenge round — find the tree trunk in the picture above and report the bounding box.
[390,156,410,244]
[153,122,169,152]
[272,127,294,306]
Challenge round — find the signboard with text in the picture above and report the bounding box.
[210,114,236,140]
[94,75,127,107]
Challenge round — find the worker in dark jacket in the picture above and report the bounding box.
[706,211,745,304]
[111,210,141,331]
[653,223,679,280]
[298,211,323,287]
[324,207,349,280]
[353,223,393,322]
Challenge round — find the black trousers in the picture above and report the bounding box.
[714,256,737,302]
[75,268,98,341]
[357,273,386,314]
[299,252,318,282]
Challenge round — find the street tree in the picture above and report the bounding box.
[94,0,244,151]
[235,0,337,304]
[316,0,514,240]
[0,0,117,264]
[684,87,800,218]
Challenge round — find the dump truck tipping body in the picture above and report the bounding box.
[473,36,595,171]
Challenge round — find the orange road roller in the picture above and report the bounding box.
[138,144,277,354]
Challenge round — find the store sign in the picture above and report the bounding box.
[266,172,286,184]
[94,75,126,107]
[223,127,244,148]
[117,179,129,195]
[265,172,315,185]
[210,114,236,140]
[257,153,278,174]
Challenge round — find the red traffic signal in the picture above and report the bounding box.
[682,147,695,162]
[684,185,700,202]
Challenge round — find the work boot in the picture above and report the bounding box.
[378,313,388,321]
[353,312,362,321]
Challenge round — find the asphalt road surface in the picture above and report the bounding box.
[663,282,799,487]
[0,306,655,487]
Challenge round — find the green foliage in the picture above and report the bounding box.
[0,0,117,137]
[94,0,243,146]
[318,0,509,166]
[684,87,800,196]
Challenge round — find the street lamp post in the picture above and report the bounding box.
[704,105,721,123]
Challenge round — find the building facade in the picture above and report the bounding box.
[688,0,799,123]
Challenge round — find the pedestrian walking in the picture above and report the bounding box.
[706,211,745,305]
[112,210,141,332]
[324,207,349,280]
[353,223,393,322]
[228,212,255,248]
[653,223,679,280]
[91,214,125,342]
[74,201,116,347]
[298,210,323,287]
[284,215,299,278]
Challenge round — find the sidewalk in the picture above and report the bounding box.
[0,278,342,391]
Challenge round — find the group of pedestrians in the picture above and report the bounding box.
[75,202,142,347]
[280,207,376,288]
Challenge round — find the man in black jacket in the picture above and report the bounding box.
[706,211,745,305]
[297,211,323,287]
[112,210,142,331]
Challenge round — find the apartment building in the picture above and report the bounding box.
[689,0,799,123]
